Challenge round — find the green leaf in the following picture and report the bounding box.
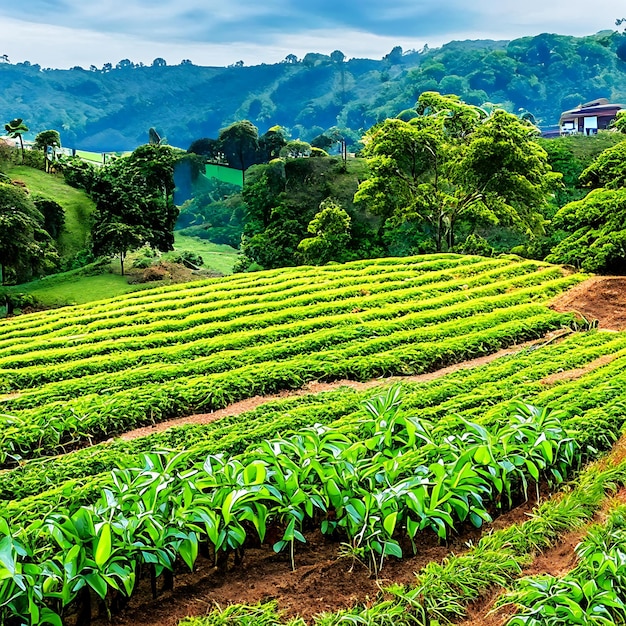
[94,523,112,568]
[383,541,403,558]
[85,571,108,599]
[179,534,198,571]
[383,511,398,537]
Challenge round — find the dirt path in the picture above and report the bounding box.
[119,331,573,442]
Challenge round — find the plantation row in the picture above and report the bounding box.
[0,255,494,342]
[4,328,626,522]
[0,260,568,364]
[0,270,573,385]
[179,458,626,625]
[0,307,573,467]
[2,328,626,622]
[0,258,586,467]
[0,387,589,624]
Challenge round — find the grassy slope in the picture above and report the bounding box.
[7,270,156,307]
[4,167,237,308]
[167,233,238,275]
[8,165,95,259]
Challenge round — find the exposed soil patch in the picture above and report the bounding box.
[119,331,571,442]
[540,353,618,385]
[551,276,626,331]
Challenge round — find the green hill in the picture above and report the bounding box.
[8,165,95,260]
[3,31,626,152]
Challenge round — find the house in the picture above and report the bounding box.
[559,98,624,135]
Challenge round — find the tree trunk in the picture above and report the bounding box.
[120,251,125,276]
[18,135,24,163]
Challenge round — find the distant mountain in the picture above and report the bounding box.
[2,30,626,152]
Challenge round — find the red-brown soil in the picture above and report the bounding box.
[550,276,626,331]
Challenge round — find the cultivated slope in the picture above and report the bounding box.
[0,254,583,466]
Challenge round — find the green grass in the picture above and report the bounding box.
[168,233,239,275]
[6,268,155,307]
[8,165,95,259]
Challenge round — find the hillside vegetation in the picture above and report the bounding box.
[3,31,626,151]
[0,254,582,465]
[7,165,95,261]
[9,254,626,625]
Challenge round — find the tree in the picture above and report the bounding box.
[90,144,181,275]
[330,50,346,64]
[355,92,554,251]
[578,139,626,189]
[297,199,351,264]
[259,126,287,161]
[33,196,65,239]
[279,139,312,158]
[33,129,61,172]
[152,57,167,67]
[5,118,29,163]
[546,188,626,272]
[0,183,59,284]
[283,54,298,64]
[116,59,134,70]
[91,220,147,276]
[218,120,260,176]
[188,137,222,161]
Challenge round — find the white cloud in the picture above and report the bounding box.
[0,1,622,69]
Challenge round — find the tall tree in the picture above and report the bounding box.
[5,118,29,163]
[218,120,260,177]
[90,144,181,275]
[0,183,58,284]
[355,92,554,251]
[33,129,61,172]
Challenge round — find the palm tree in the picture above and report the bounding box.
[5,118,29,162]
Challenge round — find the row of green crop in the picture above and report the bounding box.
[0,255,492,343]
[180,448,626,626]
[3,328,622,520]
[0,389,581,625]
[0,258,550,360]
[0,258,520,357]
[0,307,572,466]
[499,505,626,625]
[0,266,571,384]
[3,281,577,401]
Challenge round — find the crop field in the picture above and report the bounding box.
[4,254,626,625]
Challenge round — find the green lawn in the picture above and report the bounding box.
[8,165,95,260]
[168,233,239,275]
[5,269,155,308]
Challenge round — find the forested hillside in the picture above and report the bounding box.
[3,30,626,151]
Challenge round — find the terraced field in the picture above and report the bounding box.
[5,254,626,625]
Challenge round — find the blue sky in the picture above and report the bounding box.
[0,1,622,69]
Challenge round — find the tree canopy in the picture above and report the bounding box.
[90,144,181,274]
[547,139,626,272]
[0,183,59,284]
[355,92,555,252]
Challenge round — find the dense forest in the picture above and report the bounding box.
[3,30,626,151]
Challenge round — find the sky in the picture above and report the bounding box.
[0,0,623,70]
